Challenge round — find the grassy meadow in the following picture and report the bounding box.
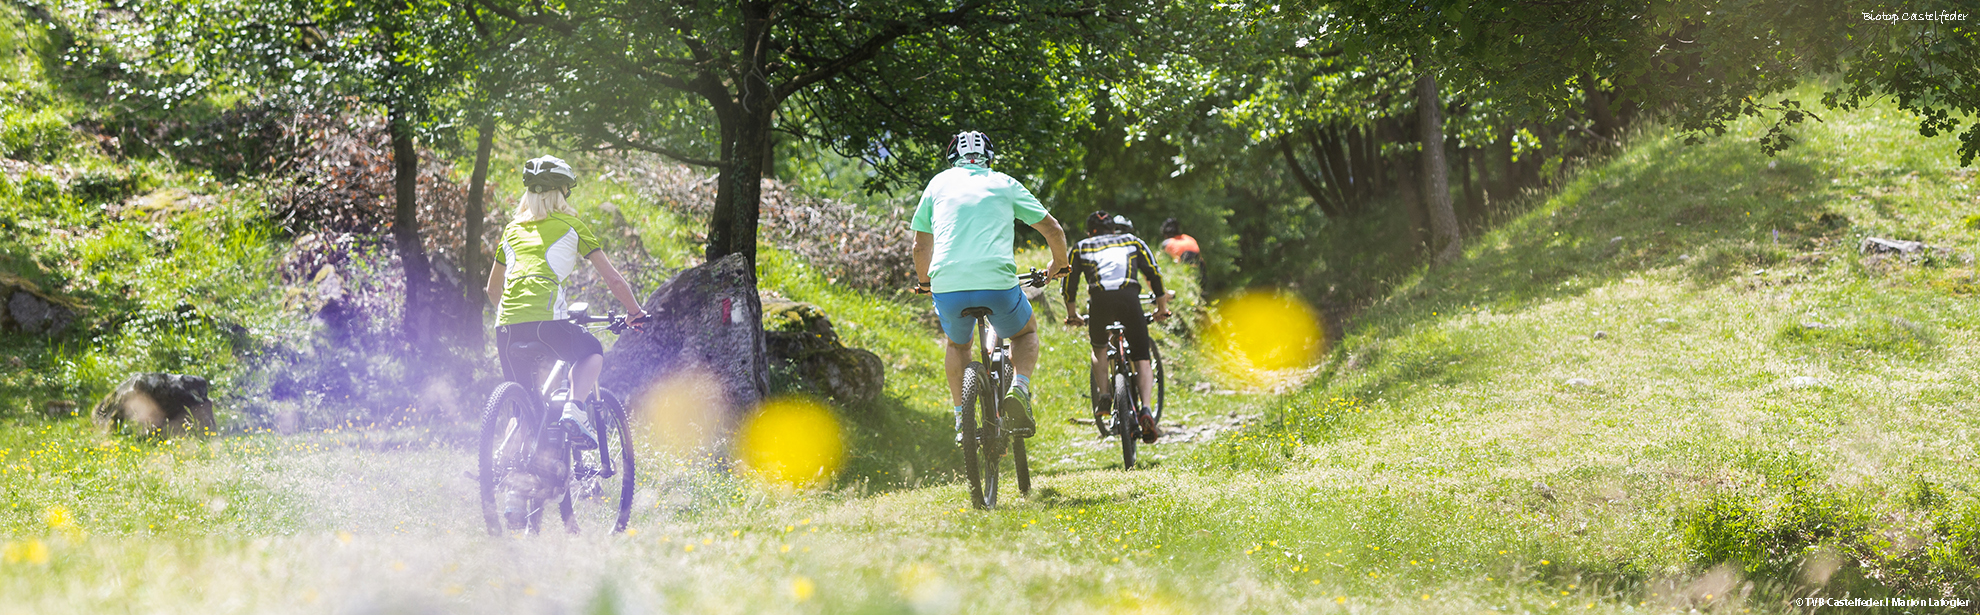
[7,85,1980,614]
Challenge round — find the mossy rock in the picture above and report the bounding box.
[760,298,882,404]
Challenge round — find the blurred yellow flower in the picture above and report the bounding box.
[736,397,845,488]
[3,539,50,565]
[1205,290,1325,386]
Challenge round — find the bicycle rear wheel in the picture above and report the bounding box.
[976,363,1005,509]
[1113,372,1137,469]
[959,362,989,509]
[478,382,539,535]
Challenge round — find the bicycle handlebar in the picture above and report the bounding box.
[565,302,652,334]
[1020,268,1052,289]
[913,266,1064,294]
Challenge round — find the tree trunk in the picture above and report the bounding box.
[389,107,435,354]
[1459,144,1479,226]
[1397,150,1427,253]
[1585,75,1621,144]
[705,2,774,271]
[1279,136,1345,219]
[1495,125,1518,204]
[1416,72,1462,265]
[1325,128,1355,206]
[1308,128,1352,213]
[1347,124,1372,208]
[463,116,495,349]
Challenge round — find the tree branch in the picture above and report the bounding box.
[470,0,573,34]
[594,132,728,169]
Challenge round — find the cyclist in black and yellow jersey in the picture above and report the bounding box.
[1063,211,1170,442]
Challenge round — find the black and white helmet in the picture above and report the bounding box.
[945,131,995,164]
[1110,214,1135,234]
[523,155,577,193]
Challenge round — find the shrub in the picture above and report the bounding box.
[0,106,75,162]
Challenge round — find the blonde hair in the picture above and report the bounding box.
[513,189,577,223]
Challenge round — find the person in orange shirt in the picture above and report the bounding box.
[1159,218,1199,264]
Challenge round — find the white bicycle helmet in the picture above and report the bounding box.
[523,155,577,193]
[1110,214,1135,234]
[946,131,995,164]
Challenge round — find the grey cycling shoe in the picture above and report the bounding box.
[953,408,968,445]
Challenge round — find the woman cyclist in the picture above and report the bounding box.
[484,155,646,449]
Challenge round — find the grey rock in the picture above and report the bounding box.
[1654,318,1677,326]
[1566,377,1596,387]
[93,373,215,437]
[8,290,73,334]
[1592,330,1608,340]
[1860,236,1927,254]
[1785,376,1823,388]
[601,254,769,430]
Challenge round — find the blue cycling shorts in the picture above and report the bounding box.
[931,286,1034,345]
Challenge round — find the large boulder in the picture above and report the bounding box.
[763,300,884,405]
[93,373,216,437]
[0,273,77,335]
[601,254,769,428]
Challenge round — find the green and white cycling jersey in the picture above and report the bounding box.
[910,162,1051,293]
[496,212,602,326]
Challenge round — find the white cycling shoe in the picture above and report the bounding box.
[561,401,599,450]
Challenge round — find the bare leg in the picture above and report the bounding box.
[1089,346,1108,408]
[945,339,971,406]
[572,354,604,401]
[1134,359,1154,408]
[1007,315,1041,378]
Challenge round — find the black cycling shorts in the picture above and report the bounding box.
[1086,287,1152,362]
[496,319,604,382]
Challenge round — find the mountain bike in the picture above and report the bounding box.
[1092,307,1167,470]
[477,303,645,535]
[954,268,1053,509]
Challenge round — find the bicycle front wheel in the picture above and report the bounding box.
[596,389,637,533]
[1151,344,1166,424]
[1014,435,1031,496]
[479,382,538,536]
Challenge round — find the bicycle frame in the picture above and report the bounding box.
[497,337,617,494]
[1103,323,1140,411]
[977,319,1010,406]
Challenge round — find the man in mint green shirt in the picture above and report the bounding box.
[911,131,1070,439]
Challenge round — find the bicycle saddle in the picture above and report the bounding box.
[959,307,994,319]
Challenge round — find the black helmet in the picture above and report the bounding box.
[1084,210,1113,234]
[523,155,577,193]
[1161,217,1180,238]
[945,131,995,164]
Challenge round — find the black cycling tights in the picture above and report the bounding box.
[495,320,605,385]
